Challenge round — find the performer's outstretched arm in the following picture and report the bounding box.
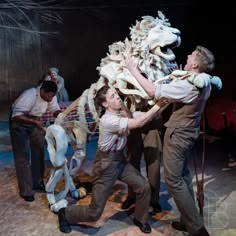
[125,54,199,103]
[125,54,156,98]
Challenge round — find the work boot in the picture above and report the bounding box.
[58,208,72,233]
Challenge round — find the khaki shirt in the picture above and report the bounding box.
[98,110,129,152]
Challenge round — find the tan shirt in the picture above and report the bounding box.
[98,110,129,152]
[154,73,212,128]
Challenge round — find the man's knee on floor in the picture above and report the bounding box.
[88,209,103,221]
[65,207,103,223]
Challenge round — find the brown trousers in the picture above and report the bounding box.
[65,149,151,224]
[9,119,45,196]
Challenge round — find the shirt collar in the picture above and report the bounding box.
[105,110,121,116]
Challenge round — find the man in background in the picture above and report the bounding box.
[9,80,61,202]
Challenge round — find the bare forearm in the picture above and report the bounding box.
[129,68,156,98]
[12,115,45,130]
[127,104,160,129]
[12,115,37,125]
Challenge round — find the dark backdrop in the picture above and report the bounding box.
[0,0,234,103]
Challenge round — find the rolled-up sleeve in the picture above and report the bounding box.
[106,116,128,134]
[98,113,129,151]
[11,90,36,118]
[155,80,199,103]
[118,117,129,134]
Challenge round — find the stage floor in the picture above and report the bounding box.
[1,104,236,236]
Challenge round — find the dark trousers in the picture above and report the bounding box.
[127,116,163,206]
[163,127,204,235]
[9,120,45,196]
[65,149,151,224]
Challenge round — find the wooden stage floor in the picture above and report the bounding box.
[1,104,236,236]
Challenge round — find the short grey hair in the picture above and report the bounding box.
[48,67,59,74]
[195,45,215,73]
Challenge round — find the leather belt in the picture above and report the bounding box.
[26,115,42,121]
